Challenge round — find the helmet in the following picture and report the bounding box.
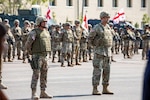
[36,16,47,26]
[14,19,19,24]
[109,22,113,27]
[24,20,30,25]
[74,20,80,24]
[4,19,9,23]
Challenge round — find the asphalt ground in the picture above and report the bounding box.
[1,50,147,100]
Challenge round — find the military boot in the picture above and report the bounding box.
[92,86,101,95]
[31,88,39,100]
[8,59,13,62]
[0,82,7,89]
[102,85,114,94]
[40,90,53,98]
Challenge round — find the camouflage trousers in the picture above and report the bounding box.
[92,54,111,86]
[31,55,48,91]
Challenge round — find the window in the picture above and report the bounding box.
[113,0,118,7]
[83,0,89,7]
[98,0,103,7]
[66,0,73,6]
[141,0,146,7]
[127,0,132,7]
[49,0,56,6]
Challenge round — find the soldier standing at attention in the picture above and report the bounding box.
[142,24,150,60]
[4,24,15,62]
[88,11,114,95]
[25,16,52,99]
[60,23,74,67]
[22,20,31,63]
[72,20,82,65]
[11,19,22,60]
[51,25,62,63]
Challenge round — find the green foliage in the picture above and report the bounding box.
[142,14,150,24]
[134,22,139,28]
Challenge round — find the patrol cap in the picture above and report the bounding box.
[55,25,61,28]
[74,20,80,24]
[114,27,118,30]
[65,22,71,26]
[100,11,110,18]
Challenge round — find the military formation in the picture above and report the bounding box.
[0,13,150,99]
[1,18,150,65]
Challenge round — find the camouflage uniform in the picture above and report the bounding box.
[60,23,74,67]
[72,20,82,65]
[88,11,113,95]
[79,29,88,62]
[51,25,62,62]
[11,19,22,60]
[25,16,52,99]
[21,20,31,63]
[122,26,135,58]
[142,25,150,60]
[134,29,142,54]
[5,24,15,62]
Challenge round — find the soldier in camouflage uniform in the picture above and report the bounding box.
[51,25,62,63]
[22,20,31,63]
[72,20,82,65]
[25,16,52,99]
[88,12,113,95]
[11,19,22,60]
[134,29,142,54]
[113,27,121,54]
[4,24,15,62]
[141,24,150,60]
[87,24,93,60]
[79,28,88,62]
[60,23,74,67]
[122,25,135,58]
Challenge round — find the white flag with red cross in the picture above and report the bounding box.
[82,14,88,32]
[113,8,126,24]
[46,6,51,20]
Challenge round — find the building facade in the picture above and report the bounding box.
[41,0,150,28]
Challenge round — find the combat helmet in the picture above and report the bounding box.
[36,16,47,26]
[24,20,30,25]
[14,19,20,24]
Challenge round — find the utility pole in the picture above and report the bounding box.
[81,0,84,22]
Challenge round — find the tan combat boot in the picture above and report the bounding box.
[40,90,53,98]
[102,85,114,94]
[31,89,39,100]
[92,86,101,95]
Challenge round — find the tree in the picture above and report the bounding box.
[142,14,150,25]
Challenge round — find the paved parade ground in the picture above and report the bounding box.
[1,50,147,100]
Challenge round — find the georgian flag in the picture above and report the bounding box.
[46,6,51,20]
[81,14,88,32]
[113,8,126,24]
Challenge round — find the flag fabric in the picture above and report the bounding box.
[82,14,88,32]
[113,8,126,24]
[46,6,51,20]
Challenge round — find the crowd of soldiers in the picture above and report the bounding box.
[1,17,150,66]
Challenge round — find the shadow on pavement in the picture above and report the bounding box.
[54,94,93,98]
